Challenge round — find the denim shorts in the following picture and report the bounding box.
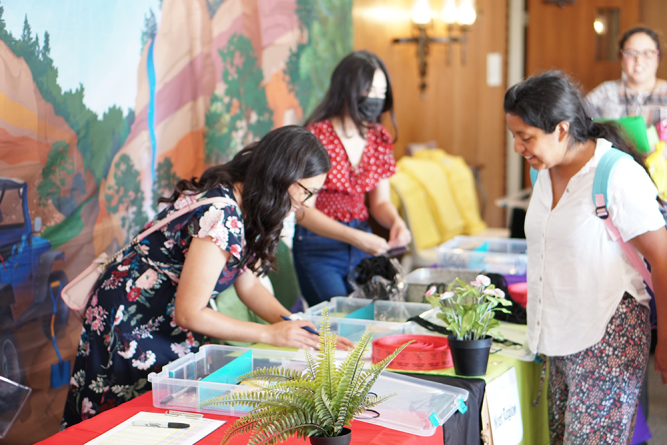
[292,219,372,307]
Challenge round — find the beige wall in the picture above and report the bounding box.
[353,0,509,227]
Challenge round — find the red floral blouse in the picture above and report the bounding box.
[307,120,397,222]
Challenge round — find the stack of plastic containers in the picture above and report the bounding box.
[301,297,432,343]
[437,236,528,285]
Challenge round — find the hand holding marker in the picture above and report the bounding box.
[281,315,320,336]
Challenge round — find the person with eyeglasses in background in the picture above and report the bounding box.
[586,26,667,128]
[586,27,666,436]
[292,51,412,306]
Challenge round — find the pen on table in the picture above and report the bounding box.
[132,421,190,429]
[281,315,320,336]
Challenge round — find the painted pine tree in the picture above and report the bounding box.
[204,33,273,165]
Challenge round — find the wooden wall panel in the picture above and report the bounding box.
[640,0,667,81]
[523,0,639,187]
[353,0,509,227]
[526,0,639,93]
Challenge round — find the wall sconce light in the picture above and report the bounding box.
[593,16,606,35]
[393,0,477,97]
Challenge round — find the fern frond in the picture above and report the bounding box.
[359,392,398,410]
[369,340,414,373]
[313,385,335,427]
[247,411,325,445]
[351,340,414,412]
[315,306,338,402]
[304,349,318,380]
[236,366,303,384]
[261,379,319,397]
[330,327,374,430]
[199,388,310,412]
[220,416,263,444]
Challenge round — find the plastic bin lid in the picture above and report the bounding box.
[364,371,468,436]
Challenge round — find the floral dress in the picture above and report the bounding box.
[62,185,245,428]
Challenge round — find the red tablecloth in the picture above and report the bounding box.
[37,392,444,445]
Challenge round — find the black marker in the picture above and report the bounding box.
[132,421,190,429]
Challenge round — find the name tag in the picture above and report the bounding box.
[486,367,523,445]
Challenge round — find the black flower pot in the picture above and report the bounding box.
[309,428,352,445]
[447,335,493,376]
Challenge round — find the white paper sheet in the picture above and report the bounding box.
[85,411,225,445]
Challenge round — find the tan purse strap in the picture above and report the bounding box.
[103,196,232,268]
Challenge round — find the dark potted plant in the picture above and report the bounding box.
[199,306,412,445]
[425,274,512,376]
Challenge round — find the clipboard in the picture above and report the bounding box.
[84,410,225,445]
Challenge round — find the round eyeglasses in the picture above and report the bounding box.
[620,49,660,60]
[296,182,318,204]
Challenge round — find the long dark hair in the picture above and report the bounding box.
[305,50,398,141]
[619,26,662,60]
[503,70,650,177]
[161,126,331,274]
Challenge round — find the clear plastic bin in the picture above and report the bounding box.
[149,345,299,417]
[300,313,432,343]
[404,268,482,302]
[305,297,372,319]
[437,236,528,276]
[0,376,31,439]
[148,344,469,436]
[306,297,431,322]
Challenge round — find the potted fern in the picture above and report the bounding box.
[199,306,412,445]
[425,274,512,376]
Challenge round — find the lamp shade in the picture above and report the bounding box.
[441,0,458,24]
[456,0,477,26]
[411,0,433,25]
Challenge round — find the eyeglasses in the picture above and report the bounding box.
[620,49,660,60]
[296,182,317,204]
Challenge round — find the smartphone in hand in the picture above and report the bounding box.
[384,246,409,258]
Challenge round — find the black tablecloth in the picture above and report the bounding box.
[400,373,486,445]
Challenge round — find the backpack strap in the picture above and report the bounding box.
[592,148,631,218]
[592,148,654,290]
[135,197,232,242]
[529,168,539,186]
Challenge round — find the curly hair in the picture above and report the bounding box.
[161,125,330,274]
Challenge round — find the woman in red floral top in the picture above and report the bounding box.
[293,51,411,305]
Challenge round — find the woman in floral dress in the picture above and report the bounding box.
[62,126,352,428]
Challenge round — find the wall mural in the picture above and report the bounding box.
[0,0,352,442]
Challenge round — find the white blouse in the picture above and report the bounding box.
[525,138,664,356]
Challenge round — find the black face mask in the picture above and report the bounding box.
[357,97,385,122]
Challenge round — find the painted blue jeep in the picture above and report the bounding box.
[0,177,69,386]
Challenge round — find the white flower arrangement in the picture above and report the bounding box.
[425,274,512,341]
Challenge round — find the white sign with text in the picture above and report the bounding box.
[486,367,523,445]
